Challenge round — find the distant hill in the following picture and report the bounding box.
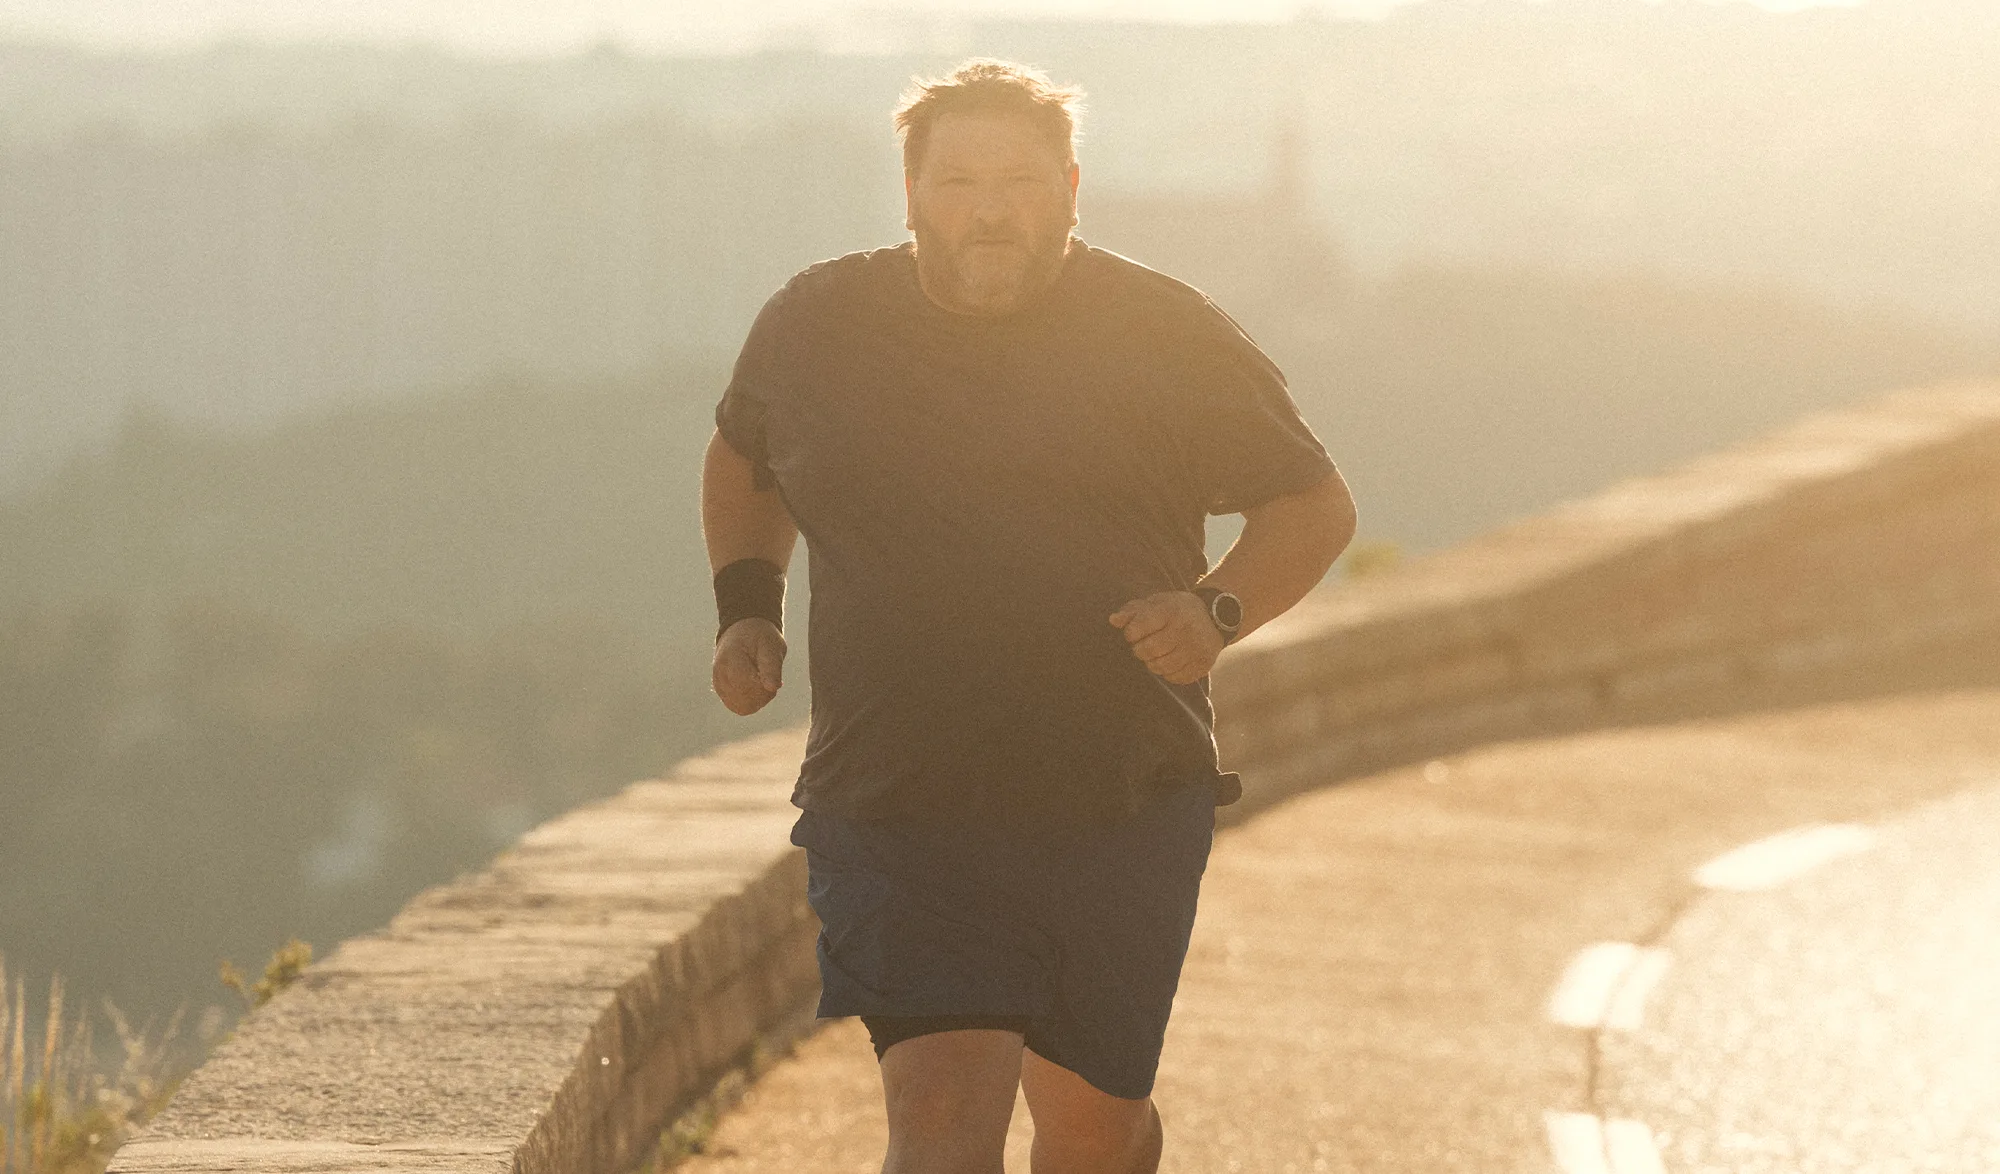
[1261,264,1998,552]
[8,0,2000,482]
[0,113,901,489]
[0,357,813,1027]
[1,359,737,647]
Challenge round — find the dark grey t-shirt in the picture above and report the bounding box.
[715,238,1338,832]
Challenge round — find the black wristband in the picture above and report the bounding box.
[715,557,785,643]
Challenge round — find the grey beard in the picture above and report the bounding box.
[914,227,1073,315]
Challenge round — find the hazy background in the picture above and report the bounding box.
[4,0,1997,1031]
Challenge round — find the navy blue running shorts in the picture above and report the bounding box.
[789,780,1218,1100]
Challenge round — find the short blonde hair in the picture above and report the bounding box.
[893,58,1084,178]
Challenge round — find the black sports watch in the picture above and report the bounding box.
[1191,585,1244,646]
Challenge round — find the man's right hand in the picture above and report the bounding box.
[712,618,786,715]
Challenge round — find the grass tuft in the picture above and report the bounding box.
[1,938,308,1174]
[1343,540,1403,579]
[0,958,185,1174]
[217,940,312,1012]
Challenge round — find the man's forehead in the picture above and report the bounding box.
[923,111,1071,170]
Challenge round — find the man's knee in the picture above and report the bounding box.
[1028,1097,1159,1174]
[1021,1051,1163,1174]
[882,1063,1000,1142]
[879,1028,1024,1174]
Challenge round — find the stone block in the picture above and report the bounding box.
[111,1139,515,1174]
[1604,653,1747,715]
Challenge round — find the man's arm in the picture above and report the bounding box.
[703,428,798,572]
[1197,466,1356,639]
[1110,468,1356,685]
[702,429,800,713]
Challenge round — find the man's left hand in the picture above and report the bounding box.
[1109,591,1227,685]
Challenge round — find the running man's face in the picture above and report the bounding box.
[906,111,1080,316]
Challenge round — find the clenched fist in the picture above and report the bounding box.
[1109,590,1226,686]
[713,617,786,715]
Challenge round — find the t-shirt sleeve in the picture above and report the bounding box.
[713,288,789,493]
[1181,298,1339,516]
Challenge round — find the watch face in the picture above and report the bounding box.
[1213,592,1243,630]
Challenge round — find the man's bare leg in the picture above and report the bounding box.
[879,1028,1025,1174]
[1020,1047,1163,1174]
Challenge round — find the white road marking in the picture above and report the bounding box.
[1546,1111,1611,1174]
[1543,828,1877,1171]
[1543,829,1872,1173]
[1551,942,1671,1030]
[1546,1112,1670,1174]
[1550,943,1638,1027]
[1603,1117,1668,1174]
[1604,947,1672,1032]
[1694,823,1877,891]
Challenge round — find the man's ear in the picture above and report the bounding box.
[1067,162,1081,226]
[903,171,915,232]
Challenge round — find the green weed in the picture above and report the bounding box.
[1343,540,1403,579]
[217,940,312,1012]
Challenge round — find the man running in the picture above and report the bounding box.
[701,58,1356,1174]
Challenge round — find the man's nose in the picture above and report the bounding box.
[968,207,1015,234]
[969,182,1016,220]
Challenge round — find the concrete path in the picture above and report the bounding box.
[674,688,2000,1173]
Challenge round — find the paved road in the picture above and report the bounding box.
[676,688,2000,1173]
[1599,774,2000,1173]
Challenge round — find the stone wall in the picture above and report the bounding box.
[111,382,2000,1174]
[1213,381,2000,815]
[110,728,815,1174]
